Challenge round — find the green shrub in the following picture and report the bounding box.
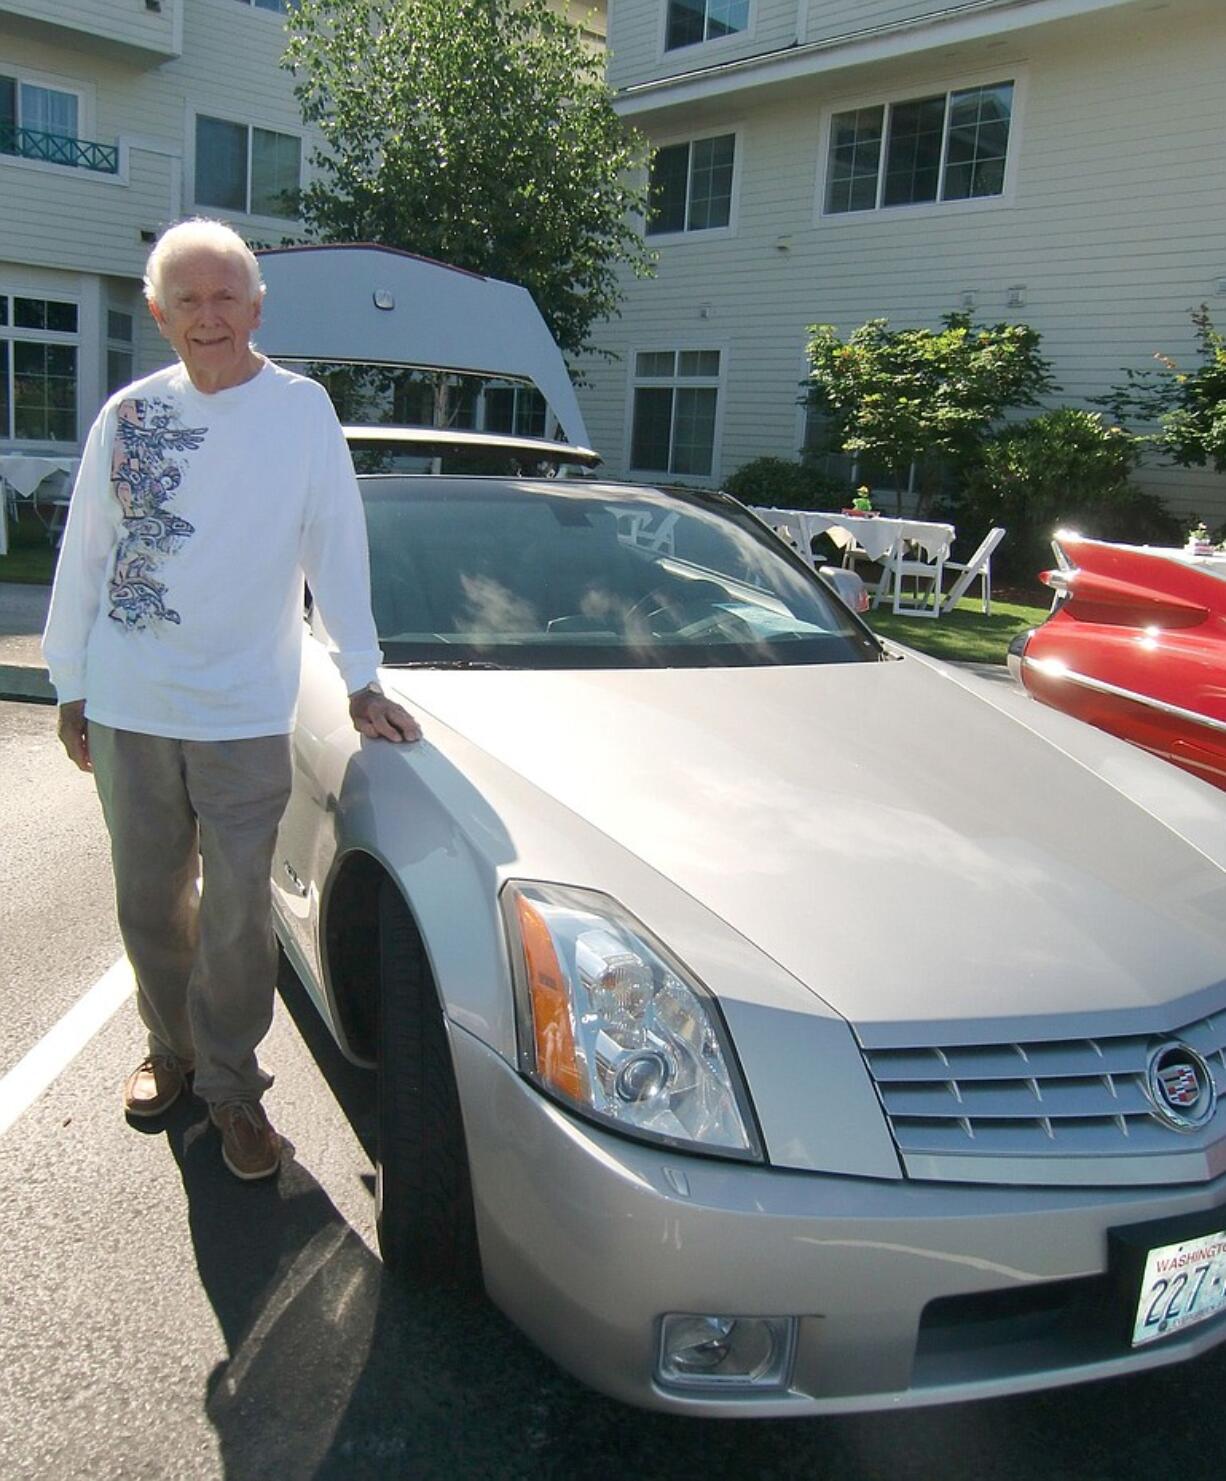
[939,408,1182,582]
[805,314,1057,514]
[722,456,847,511]
[1099,306,1226,473]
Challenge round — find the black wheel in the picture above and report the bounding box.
[376,879,480,1288]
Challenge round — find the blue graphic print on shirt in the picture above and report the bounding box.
[108,398,207,631]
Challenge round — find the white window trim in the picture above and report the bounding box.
[656,0,756,62]
[0,65,107,183]
[232,0,292,14]
[187,107,306,227]
[0,287,82,449]
[623,341,728,486]
[814,68,1027,227]
[644,124,742,245]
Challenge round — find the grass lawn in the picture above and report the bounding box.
[864,595,1050,665]
[0,506,56,585]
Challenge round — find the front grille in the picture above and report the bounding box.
[864,1009,1226,1161]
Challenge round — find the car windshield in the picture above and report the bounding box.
[359,478,881,670]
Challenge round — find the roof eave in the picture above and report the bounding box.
[614,0,1140,116]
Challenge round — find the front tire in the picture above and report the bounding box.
[376,880,480,1288]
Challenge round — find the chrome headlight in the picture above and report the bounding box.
[502,881,762,1160]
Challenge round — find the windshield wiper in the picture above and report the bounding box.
[383,659,510,671]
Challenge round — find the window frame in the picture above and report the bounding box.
[0,288,81,448]
[0,66,100,181]
[644,125,741,243]
[815,71,1024,225]
[190,110,304,224]
[658,0,755,58]
[624,343,727,486]
[105,306,135,398]
[477,380,551,440]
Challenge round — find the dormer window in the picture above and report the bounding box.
[666,0,748,51]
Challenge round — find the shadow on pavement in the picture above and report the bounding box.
[155,969,1226,1481]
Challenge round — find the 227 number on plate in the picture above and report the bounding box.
[1132,1229,1226,1346]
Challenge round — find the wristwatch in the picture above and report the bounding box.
[352,681,384,699]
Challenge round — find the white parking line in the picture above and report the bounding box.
[0,956,134,1136]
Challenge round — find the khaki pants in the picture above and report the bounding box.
[89,723,293,1106]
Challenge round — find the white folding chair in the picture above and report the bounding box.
[883,542,946,617]
[33,469,73,546]
[939,526,1006,616]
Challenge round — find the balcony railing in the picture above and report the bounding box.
[0,123,119,175]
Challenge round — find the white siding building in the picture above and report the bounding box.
[0,0,316,457]
[580,0,1226,521]
[0,0,609,461]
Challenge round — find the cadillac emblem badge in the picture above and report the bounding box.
[1145,1042,1217,1132]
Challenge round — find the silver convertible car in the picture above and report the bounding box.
[260,248,1226,1416]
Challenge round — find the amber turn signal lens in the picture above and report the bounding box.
[514,894,587,1102]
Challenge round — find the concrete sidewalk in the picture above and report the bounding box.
[0,582,54,703]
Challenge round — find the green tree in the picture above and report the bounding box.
[1098,306,1226,473]
[948,408,1179,581]
[282,0,653,361]
[804,314,1056,513]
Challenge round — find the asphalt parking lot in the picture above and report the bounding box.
[4,661,1226,1479]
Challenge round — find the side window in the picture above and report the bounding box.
[824,81,1014,215]
[666,0,749,51]
[630,349,721,478]
[0,75,97,170]
[0,293,79,442]
[106,310,135,396]
[647,134,735,235]
[195,115,301,219]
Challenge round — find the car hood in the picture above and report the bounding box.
[384,655,1226,1044]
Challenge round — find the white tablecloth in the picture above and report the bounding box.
[751,507,955,564]
[0,454,79,556]
[0,454,79,498]
[751,506,958,617]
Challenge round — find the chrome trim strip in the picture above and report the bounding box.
[1023,657,1226,737]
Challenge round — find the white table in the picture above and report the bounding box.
[0,454,80,555]
[752,507,956,615]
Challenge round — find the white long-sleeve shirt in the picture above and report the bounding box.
[43,358,382,740]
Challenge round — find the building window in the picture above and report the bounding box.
[648,134,735,235]
[666,0,748,50]
[0,293,78,442]
[482,383,547,439]
[0,73,93,166]
[195,115,301,218]
[824,81,1014,215]
[630,349,720,477]
[106,309,134,396]
[234,0,291,11]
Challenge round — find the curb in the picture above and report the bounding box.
[0,663,55,705]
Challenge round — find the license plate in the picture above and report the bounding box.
[1132,1228,1226,1346]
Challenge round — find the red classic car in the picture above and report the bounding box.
[1008,532,1226,792]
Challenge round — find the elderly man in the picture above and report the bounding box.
[43,218,418,1180]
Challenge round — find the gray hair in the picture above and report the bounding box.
[143,219,265,306]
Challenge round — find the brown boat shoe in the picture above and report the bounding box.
[209,1100,282,1182]
[123,1055,189,1119]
